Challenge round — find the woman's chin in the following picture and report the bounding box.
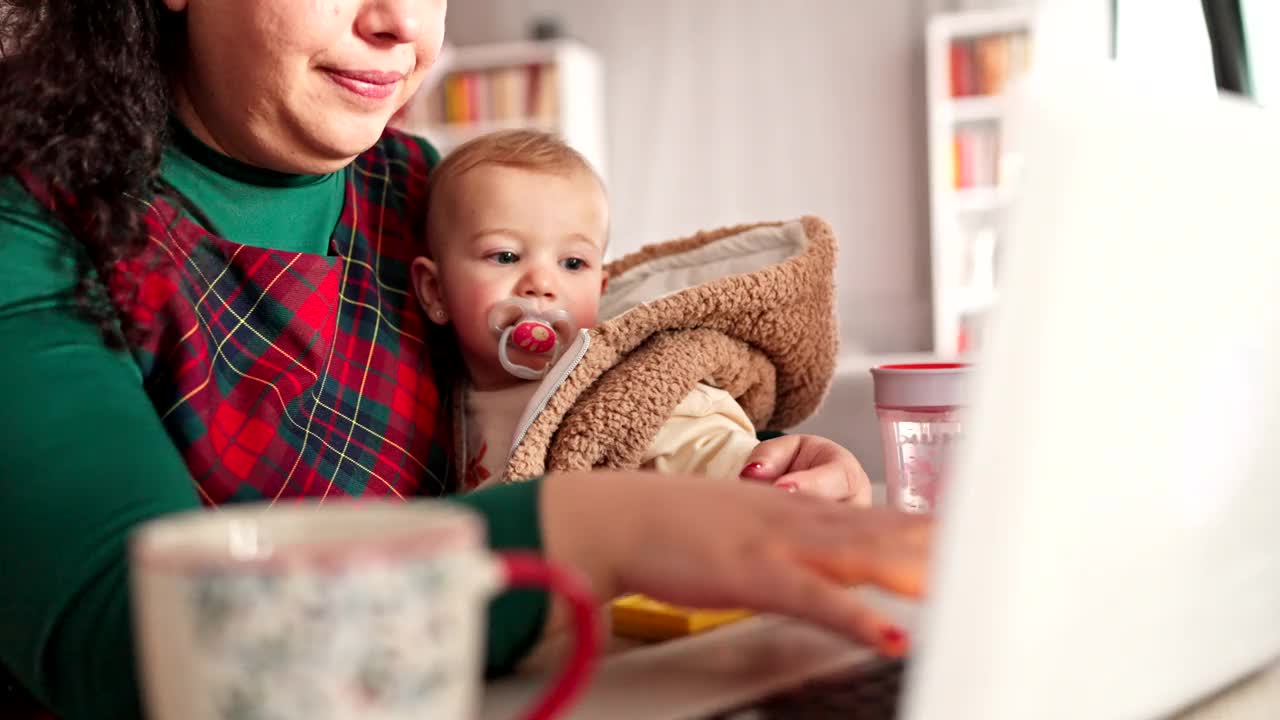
[294,115,395,170]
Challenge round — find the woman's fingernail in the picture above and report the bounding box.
[740,462,765,477]
[881,626,908,649]
[776,481,799,493]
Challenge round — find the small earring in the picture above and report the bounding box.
[433,309,447,322]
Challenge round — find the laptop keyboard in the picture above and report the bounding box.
[707,658,907,720]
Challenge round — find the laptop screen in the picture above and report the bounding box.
[1113,0,1275,104]
[1241,0,1278,105]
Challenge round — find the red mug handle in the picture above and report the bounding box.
[496,552,600,720]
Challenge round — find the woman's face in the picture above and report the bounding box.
[166,0,446,173]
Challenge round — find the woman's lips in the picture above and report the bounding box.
[324,69,404,100]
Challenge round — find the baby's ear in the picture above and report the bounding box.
[411,256,447,324]
[600,270,609,295]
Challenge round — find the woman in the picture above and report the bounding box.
[0,2,930,718]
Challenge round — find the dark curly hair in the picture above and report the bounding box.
[0,0,182,345]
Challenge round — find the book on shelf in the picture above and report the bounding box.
[948,30,1032,98]
[949,40,976,97]
[394,62,561,130]
[490,66,526,120]
[533,64,559,122]
[950,124,1001,190]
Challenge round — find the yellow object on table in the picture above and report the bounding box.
[610,594,753,641]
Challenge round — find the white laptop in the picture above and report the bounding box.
[481,26,1280,720]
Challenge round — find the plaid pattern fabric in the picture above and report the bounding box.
[27,129,455,506]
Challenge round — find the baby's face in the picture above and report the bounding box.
[419,164,609,389]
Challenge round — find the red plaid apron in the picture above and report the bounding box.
[116,129,455,503]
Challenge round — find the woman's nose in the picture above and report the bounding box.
[356,0,428,45]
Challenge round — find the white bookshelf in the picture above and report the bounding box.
[393,39,607,181]
[926,6,1035,357]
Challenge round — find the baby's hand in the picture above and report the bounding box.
[740,434,873,506]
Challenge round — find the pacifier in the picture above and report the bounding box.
[488,298,578,380]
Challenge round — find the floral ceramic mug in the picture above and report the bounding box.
[129,501,599,720]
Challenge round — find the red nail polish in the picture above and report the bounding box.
[881,626,908,648]
[740,462,765,477]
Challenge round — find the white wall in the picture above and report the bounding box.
[442,1,975,352]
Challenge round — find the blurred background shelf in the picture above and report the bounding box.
[926,6,1035,357]
[392,38,607,181]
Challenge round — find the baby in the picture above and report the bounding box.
[411,129,761,490]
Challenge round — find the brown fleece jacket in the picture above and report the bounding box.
[497,216,838,481]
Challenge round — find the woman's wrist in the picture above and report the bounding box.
[539,472,633,618]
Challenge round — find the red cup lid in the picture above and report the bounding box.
[869,363,971,409]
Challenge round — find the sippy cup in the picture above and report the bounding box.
[869,363,971,513]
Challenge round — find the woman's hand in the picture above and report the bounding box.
[740,434,874,506]
[540,471,929,656]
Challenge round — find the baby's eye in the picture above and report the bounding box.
[489,251,519,265]
[561,257,588,271]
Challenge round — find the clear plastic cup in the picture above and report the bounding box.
[869,363,971,513]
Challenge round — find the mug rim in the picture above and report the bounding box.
[130,499,485,574]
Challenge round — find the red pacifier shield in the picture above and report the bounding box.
[511,320,557,354]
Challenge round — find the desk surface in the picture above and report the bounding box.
[1175,662,1280,720]
[482,601,1280,720]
